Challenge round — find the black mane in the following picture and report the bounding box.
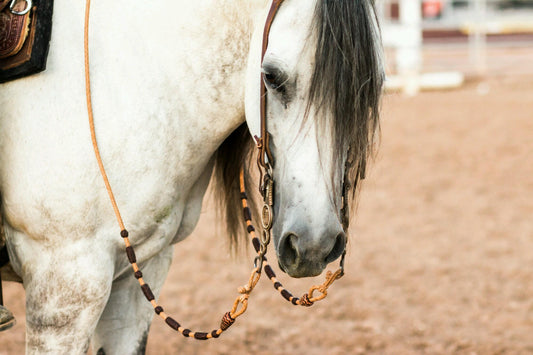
[308,0,384,200]
[213,0,384,247]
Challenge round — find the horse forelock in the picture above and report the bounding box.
[308,0,384,205]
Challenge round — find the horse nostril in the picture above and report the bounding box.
[279,233,299,268]
[325,232,346,264]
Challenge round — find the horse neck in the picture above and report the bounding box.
[50,0,266,162]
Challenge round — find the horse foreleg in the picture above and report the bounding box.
[92,246,173,355]
[20,241,114,354]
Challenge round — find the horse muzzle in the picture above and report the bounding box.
[277,229,346,278]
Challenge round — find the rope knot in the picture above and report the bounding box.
[238,285,252,294]
[238,266,261,295]
[220,312,235,331]
[299,293,314,307]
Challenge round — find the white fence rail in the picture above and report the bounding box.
[378,0,533,94]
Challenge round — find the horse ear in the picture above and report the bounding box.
[244,1,271,142]
[244,69,263,142]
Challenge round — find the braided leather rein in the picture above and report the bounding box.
[84,0,346,340]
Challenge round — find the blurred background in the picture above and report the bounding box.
[1,1,532,354]
[380,0,533,93]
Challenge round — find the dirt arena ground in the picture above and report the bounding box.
[1,46,532,354]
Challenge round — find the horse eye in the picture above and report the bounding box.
[263,70,286,93]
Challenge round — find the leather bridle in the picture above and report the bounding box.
[84,0,345,341]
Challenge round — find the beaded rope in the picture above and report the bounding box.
[118,228,261,340]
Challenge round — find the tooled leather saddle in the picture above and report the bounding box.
[0,0,53,83]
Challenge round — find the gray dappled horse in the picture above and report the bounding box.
[0,0,383,353]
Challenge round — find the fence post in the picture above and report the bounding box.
[397,0,422,95]
[470,0,487,76]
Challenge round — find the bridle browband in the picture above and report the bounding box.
[84,0,346,341]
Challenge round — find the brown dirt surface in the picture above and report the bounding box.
[1,46,532,354]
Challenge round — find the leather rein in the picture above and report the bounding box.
[84,0,346,340]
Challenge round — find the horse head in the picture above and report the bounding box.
[241,0,385,278]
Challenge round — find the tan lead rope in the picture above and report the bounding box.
[84,0,125,232]
[84,0,262,340]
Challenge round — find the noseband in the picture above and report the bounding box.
[84,0,347,341]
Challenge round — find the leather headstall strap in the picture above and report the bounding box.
[256,0,284,169]
[252,0,284,266]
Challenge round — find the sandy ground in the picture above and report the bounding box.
[0,46,532,354]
